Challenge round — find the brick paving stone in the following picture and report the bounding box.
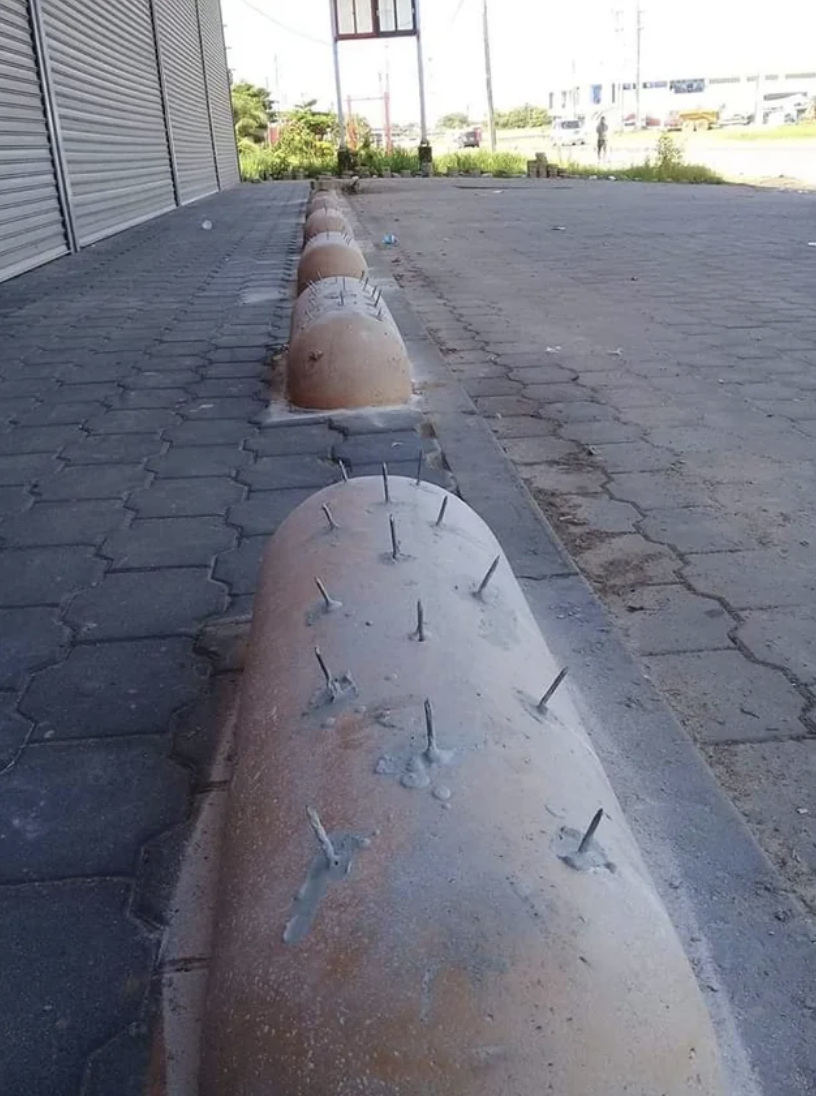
[37,464,149,499]
[332,431,435,469]
[240,454,340,492]
[610,585,736,655]
[86,409,180,434]
[586,441,678,473]
[228,488,314,536]
[0,695,30,768]
[0,607,69,690]
[181,397,262,421]
[18,401,104,426]
[127,477,243,518]
[0,737,189,881]
[61,434,165,465]
[737,608,816,685]
[147,444,250,478]
[67,569,227,639]
[0,452,59,485]
[0,426,81,456]
[102,517,235,570]
[0,485,30,516]
[23,638,208,740]
[124,370,200,389]
[112,389,188,410]
[498,436,583,464]
[2,500,125,547]
[0,880,154,1096]
[643,650,807,744]
[164,419,254,446]
[0,547,104,607]
[213,536,268,596]
[685,549,816,610]
[248,423,334,457]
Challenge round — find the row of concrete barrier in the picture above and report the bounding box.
[287,190,412,412]
[198,192,727,1094]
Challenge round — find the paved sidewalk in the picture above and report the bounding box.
[0,185,315,1095]
[353,178,816,917]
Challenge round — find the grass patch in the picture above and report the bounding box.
[562,160,724,184]
[434,149,528,176]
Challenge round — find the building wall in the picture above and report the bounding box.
[0,0,239,284]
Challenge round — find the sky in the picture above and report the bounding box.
[221,0,816,123]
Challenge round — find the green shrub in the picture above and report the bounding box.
[434,149,527,176]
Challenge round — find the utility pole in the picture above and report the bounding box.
[634,1,643,128]
[482,0,496,151]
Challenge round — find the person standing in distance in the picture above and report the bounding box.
[596,115,609,161]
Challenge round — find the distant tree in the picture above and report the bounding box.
[494,104,551,129]
[286,100,337,141]
[438,111,470,129]
[232,81,275,145]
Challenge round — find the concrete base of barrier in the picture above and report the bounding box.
[303,208,352,242]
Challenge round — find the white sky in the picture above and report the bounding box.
[221,0,816,123]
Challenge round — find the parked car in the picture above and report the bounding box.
[456,128,481,148]
[550,118,586,147]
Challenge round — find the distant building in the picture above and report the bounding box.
[0,0,239,285]
[547,70,816,126]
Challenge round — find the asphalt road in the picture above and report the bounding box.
[353,177,816,927]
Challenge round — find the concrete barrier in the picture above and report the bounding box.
[307,191,342,216]
[303,207,353,243]
[201,476,725,1096]
[297,231,367,295]
[287,276,412,409]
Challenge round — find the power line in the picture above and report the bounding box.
[235,0,331,47]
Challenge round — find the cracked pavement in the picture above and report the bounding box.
[352,177,816,916]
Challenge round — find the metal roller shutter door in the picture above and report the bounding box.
[41,0,175,245]
[154,0,218,203]
[197,0,240,190]
[0,0,67,282]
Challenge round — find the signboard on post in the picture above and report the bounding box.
[332,0,418,39]
[328,0,429,171]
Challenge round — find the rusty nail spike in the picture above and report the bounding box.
[314,646,333,689]
[307,806,339,868]
[338,459,349,482]
[435,496,448,527]
[537,667,569,713]
[416,599,425,642]
[381,462,390,503]
[423,698,438,762]
[315,577,333,610]
[416,450,423,486]
[578,808,604,855]
[322,503,338,530]
[476,556,501,597]
[389,514,400,560]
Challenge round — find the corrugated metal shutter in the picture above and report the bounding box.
[0,0,67,282]
[197,0,240,190]
[41,0,176,245]
[154,0,218,204]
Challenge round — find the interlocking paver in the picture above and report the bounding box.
[127,478,243,517]
[0,452,59,485]
[37,464,149,499]
[23,638,207,740]
[239,454,340,491]
[0,880,154,1095]
[0,607,68,689]
[0,737,189,881]
[147,444,250,478]
[0,547,104,607]
[212,536,268,597]
[101,516,235,569]
[68,568,226,645]
[2,500,125,547]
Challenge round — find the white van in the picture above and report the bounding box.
[551,118,587,147]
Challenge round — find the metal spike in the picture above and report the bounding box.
[416,449,423,486]
[578,809,604,855]
[416,600,425,642]
[381,462,390,503]
[338,459,349,482]
[314,646,333,689]
[389,513,400,560]
[476,556,500,597]
[322,503,338,530]
[307,806,338,868]
[423,698,438,762]
[435,496,448,527]
[315,577,333,610]
[537,667,569,713]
